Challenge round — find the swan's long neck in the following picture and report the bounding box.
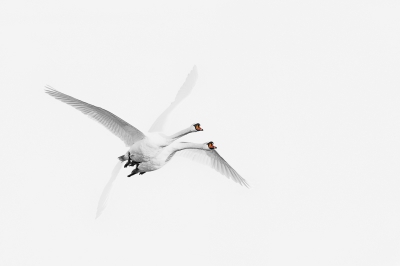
[169,142,204,152]
[168,127,193,141]
[163,142,205,162]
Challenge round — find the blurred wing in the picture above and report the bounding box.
[45,86,145,146]
[96,161,123,219]
[176,149,249,187]
[148,65,198,132]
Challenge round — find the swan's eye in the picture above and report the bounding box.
[207,142,216,149]
[194,123,203,131]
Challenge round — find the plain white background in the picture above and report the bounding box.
[1,1,400,265]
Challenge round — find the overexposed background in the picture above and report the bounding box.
[1,1,400,265]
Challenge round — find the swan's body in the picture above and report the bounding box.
[125,133,167,162]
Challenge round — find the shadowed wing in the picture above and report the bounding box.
[45,86,145,147]
[95,160,122,219]
[176,149,249,187]
[148,65,198,132]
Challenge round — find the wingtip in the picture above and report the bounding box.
[95,206,104,219]
[44,85,57,94]
[238,179,250,188]
[191,65,198,78]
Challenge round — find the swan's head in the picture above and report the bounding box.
[192,123,203,132]
[206,141,217,150]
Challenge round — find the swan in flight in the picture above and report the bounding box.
[44,88,203,163]
[127,141,217,176]
[126,141,249,187]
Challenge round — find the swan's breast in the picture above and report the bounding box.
[138,159,165,172]
[128,136,163,162]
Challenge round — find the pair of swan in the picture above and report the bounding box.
[45,66,249,217]
[45,86,209,175]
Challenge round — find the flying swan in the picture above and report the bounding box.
[44,88,203,165]
[126,140,249,187]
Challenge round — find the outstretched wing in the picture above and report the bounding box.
[96,160,123,219]
[148,65,198,132]
[45,86,145,146]
[176,149,249,187]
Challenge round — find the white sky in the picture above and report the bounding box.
[1,1,400,265]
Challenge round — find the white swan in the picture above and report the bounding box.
[128,141,216,175]
[127,141,249,188]
[44,87,203,163]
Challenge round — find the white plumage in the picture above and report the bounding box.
[176,149,249,187]
[45,66,249,219]
[45,86,202,164]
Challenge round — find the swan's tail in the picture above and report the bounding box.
[95,160,123,219]
[118,152,130,162]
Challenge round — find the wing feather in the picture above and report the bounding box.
[95,160,123,219]
[176,149,249,187]
[45,86,145,146]
[148,65,198,132]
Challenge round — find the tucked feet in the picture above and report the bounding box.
[139,172,146,175]
[127,168,139,177]
[128,160,139,167]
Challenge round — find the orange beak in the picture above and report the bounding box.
[208,142,217,149]
[195,124,203,131]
